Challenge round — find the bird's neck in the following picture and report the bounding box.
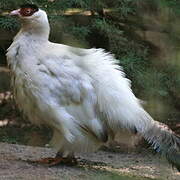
[18,19,50,41]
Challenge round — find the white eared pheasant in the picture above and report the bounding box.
[6,4,180,170]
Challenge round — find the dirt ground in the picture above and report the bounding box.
[0,143,179,180]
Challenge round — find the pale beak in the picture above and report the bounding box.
[9,9,20,16]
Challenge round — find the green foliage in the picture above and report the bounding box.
[0,126,28,144]
[70,26,90,41]
[0,0,26,10]
[0,16,19,30]
[0,125,51,145]
[120,52,148,76]
[112,0,139,17]
[92,18,123,35]
[157,0,180,15]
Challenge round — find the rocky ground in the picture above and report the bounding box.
[0,143,179,180]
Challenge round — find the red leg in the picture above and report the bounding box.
[27,153,77,166]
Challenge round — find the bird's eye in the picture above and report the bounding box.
[25,10,31,14]
[20,8,35,16]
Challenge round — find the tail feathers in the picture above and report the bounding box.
[143,121,180,171]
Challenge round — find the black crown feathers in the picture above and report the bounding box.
[20,4,39,11]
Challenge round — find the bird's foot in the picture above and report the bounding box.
[28,156,77,166]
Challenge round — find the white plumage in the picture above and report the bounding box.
[7,4,180,170]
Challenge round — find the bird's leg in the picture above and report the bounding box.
[29,152,77,166]
[52,152,78,166]
[60,152,77,166]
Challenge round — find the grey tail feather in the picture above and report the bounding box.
[142,120,180,171]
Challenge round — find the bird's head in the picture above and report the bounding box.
[10,4,39,17]
[9,4,45,20]
[9,4,50,39]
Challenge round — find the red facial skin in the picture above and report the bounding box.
[19,8,37,16]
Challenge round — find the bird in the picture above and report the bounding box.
[6,4,180,170]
